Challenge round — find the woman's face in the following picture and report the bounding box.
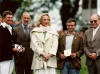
[41,15,50,27]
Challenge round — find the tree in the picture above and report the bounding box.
[0,0,22,15]
[60,0,80,30]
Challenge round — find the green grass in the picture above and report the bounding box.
[13,54,88,74]
[80,54,88,74]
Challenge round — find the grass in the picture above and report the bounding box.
[80,54,88,74]
[13,54,88,74]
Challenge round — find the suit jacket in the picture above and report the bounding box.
[30,26,58,70]
[84,27,100,66]
[57,31,83,69]
[14,24,34,65]
[0,25,16,61]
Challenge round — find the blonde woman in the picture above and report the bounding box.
[30,13,58,74]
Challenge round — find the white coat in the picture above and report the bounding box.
[30,25,58,70]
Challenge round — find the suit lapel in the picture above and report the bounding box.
[19,25,29,39]
[88,28,93,41]
[93,27,100,41]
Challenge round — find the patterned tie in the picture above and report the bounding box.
[24,26,29,37]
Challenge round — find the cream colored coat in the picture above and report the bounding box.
[30,26,58,70]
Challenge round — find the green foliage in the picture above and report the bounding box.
[50,0,58,4]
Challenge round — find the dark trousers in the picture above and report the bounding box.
[15,63,33,74]
[87,60,100,74]
[14,49,33,74]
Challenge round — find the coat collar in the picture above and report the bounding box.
[31,25,58,43]
[31,25,58,36]
[1,22,12,35]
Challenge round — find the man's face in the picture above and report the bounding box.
[90,15,100,28]
[41,15,50,27]
[4,14,13,25]
[66,22,76,32]
[22,14,30,26]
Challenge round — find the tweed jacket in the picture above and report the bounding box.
[57,31,84,69]
[14,24,34,65]
[84,27,100,66]
[30,26,58,70]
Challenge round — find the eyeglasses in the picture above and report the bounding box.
[90,20,97,23]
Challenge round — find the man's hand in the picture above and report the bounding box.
[12,48,19,53]
[88,53,97,60]
[19,47,25,53]
[70,53,76,58]
[60,53,66,60]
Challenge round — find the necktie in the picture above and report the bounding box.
[24,26,29,37]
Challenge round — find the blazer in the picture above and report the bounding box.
[84,27,100,66]
[14,24,34,65]
[57,31,84,69]
[30,26,58,70]
[0,25,15,61]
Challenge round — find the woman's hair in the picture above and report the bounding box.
[37,13,51,27]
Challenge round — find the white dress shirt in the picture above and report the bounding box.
[92,24,100,40]
[1,22,12,35]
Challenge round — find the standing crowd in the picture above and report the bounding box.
[0,10,100,74]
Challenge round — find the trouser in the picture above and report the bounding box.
[14,48,33,74]
[15,63,32,74]
[61,60,80,74]
[87,60,100,74]
[0,59,14,74]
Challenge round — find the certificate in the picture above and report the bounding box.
[64,49,71,56]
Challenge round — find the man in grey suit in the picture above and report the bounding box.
[84,14,100,74]
[14,12,34,74]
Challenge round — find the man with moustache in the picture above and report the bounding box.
[14,12,34,74]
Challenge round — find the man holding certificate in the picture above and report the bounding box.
[57,18,84,74]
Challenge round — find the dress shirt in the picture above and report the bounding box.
[65,34,74,50]
[22,24,30,33]
[92,24,100,40]
[1,22,12,35]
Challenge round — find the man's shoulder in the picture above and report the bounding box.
[85,28,92,34]
[14,24,22,30]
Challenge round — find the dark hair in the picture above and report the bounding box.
[2,10,13,18]
[66,18,76,25]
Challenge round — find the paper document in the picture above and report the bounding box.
[64,49,71,56]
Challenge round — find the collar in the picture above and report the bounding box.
[22,24,30,29]
[93,24,100,31]
[65,30,75,36]
[1,22,11,28]
[31,25,58,36]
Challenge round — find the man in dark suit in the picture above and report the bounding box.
[84,14,100,74]
[0,10,19,74]
[57,18,83,74]
[14,12,34,74]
